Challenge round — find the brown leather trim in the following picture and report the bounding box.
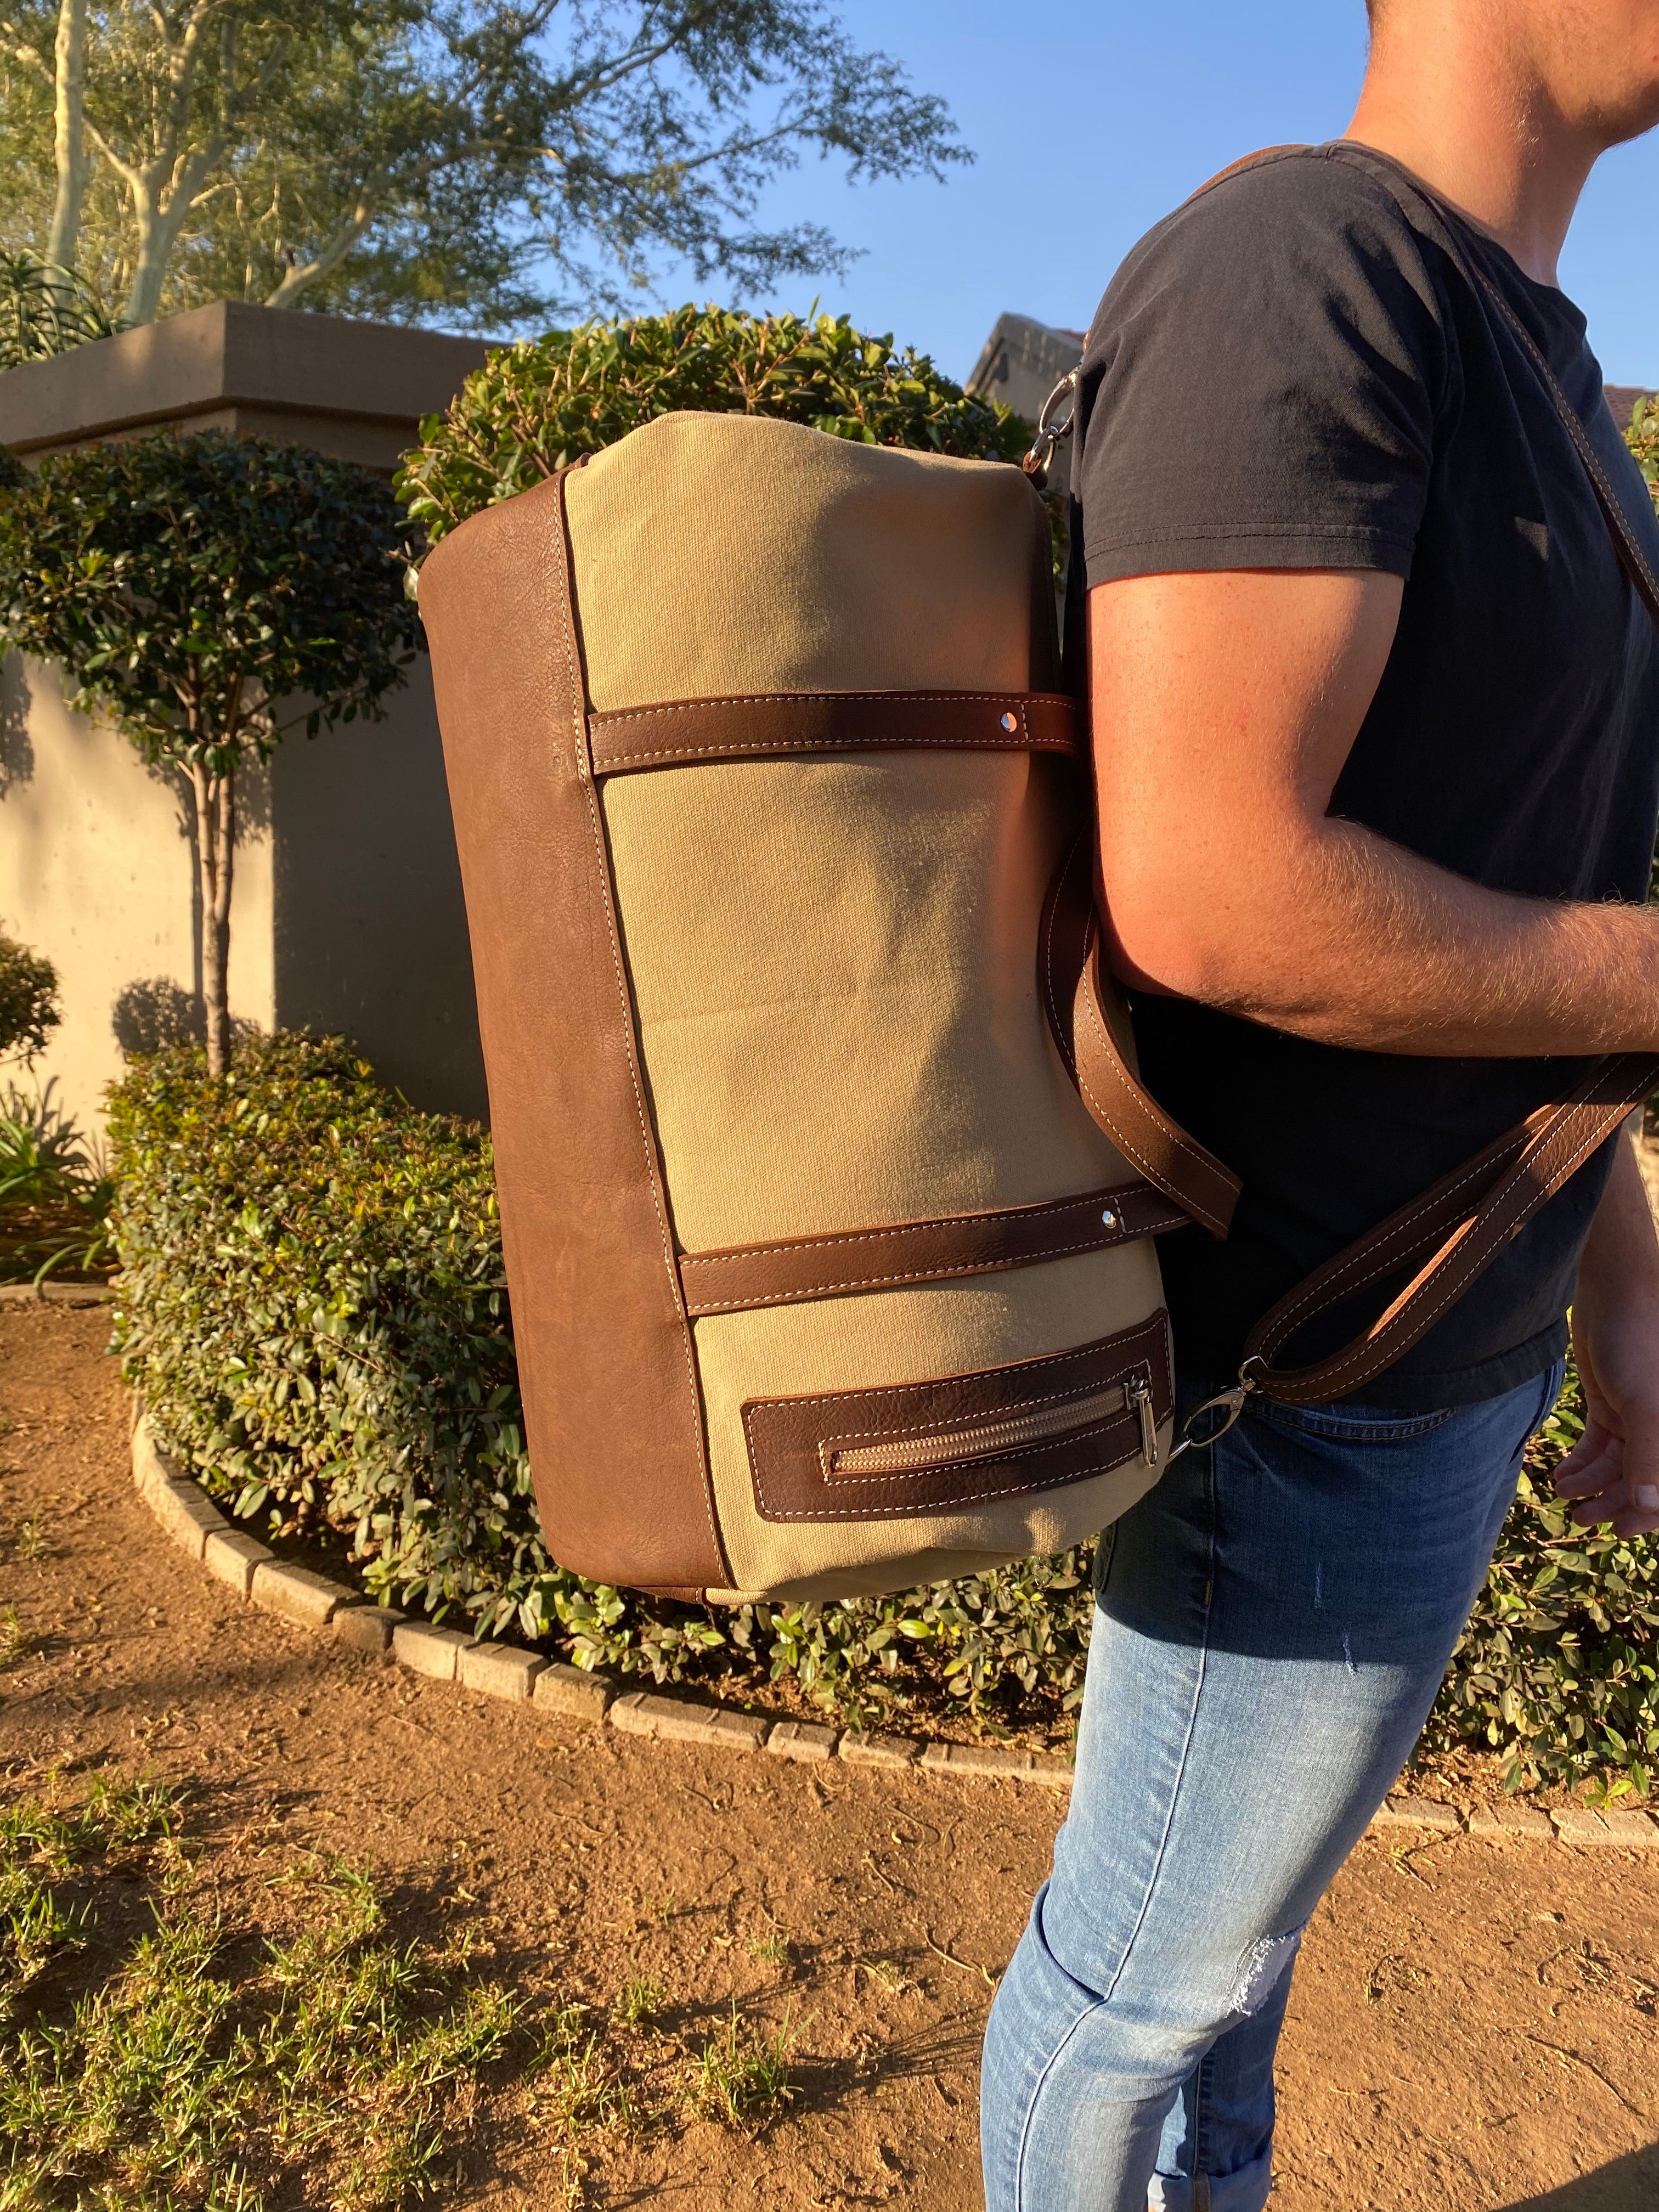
[1040,834,1242,1239]
[679,1181,1189,1316]
[742,1312,1171,1523]
[419,469,729,1591]
[586,689,1084,775]
[1244,1053,1659,1404]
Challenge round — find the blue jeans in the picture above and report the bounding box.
[980,1358,1563,2212]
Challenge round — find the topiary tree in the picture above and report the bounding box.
[0,431,421,1074]
[0,933,61,1064]
[398,304,1032,546]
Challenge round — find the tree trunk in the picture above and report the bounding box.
[191,763,235,1076]
[122,184,175,326]
[47,0,88,275]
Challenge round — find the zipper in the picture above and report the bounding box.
[827,1367,1159,1481]
[1126,1370,1160,1468]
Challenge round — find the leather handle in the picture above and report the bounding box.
[1242,1053,1659,1403]
[1040,830,1242,1238]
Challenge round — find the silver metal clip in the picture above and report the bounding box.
[1167,1371,1257,1462]
[1020,369,1080,487]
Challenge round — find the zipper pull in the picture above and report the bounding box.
[1127,1372,1159,1467]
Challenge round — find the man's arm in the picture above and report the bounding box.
[1091,569,1659,1056]
[1555,1123,1659,1538]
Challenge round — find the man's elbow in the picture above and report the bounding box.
[1102,874,1249,1007]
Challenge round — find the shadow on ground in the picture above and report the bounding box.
[1505,2147,1659,2210]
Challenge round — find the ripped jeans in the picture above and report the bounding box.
[980,1358,1563,2212]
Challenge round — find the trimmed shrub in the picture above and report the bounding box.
[397,304,1031,548]
[0,933,60,1063]
[110,1038,1657,1781]
[1423,1364,1659,1798]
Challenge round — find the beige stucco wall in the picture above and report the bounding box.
[0,651,487,1137]
[1,654,275,1136]
[0,303,490,1138]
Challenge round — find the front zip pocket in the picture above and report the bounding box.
[826,1374,1155,1481]
[741,1312,1172,1523]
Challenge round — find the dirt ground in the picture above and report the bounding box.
[1,1302,1656,2211]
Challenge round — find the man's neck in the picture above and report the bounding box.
[1344,16,1601,286]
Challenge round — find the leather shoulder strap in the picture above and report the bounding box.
[1242,1054,1659,1402]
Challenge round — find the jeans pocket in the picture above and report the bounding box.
[1250,1400,1455,1443]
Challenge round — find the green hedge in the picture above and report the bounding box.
[397,303,1031,549]
[110,1036,1656,1788]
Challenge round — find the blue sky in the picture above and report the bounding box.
[695,0,1659,388]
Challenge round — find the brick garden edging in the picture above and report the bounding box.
[128,1414,1659,1844]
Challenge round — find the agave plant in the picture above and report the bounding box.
[0,1082,114,1284]
[0,251,120,371]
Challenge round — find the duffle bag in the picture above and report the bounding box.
[420,401,1659,1604]
[418,410,1225,1601]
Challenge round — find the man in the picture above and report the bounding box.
[980,4,1659,2207]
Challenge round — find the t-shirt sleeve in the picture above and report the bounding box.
[1075,151,1447,586]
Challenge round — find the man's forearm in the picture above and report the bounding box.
[1114,811,1659,1058]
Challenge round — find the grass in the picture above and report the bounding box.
[0,1777,523,2210]
[613,1976,665,2027]
[0,1604,31,1671]
[686,2001,800,2131]
[0,1769,811,2210]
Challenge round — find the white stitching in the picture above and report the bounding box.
[684,1236,1158,1312]
[753,1417,1144,1519]
[555,485,727,1578]
[592,733,1076,767]
[1276,1108,1629,1396]
[592,690,1077,722]
[1077,951,1233,1217]
[1260,1136,1529,1339]
[681,1183,1148,1267]
[821,1375,1125,1452]
[1260,1064,1647,1374]
[742,1318,1167,1420]
[685,1212,1190,1311]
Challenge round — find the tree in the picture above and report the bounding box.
[0,2,968,332]
[401,303,1030,543]
[0,431,421,1073]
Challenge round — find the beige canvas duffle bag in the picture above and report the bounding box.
[421,397,1659,1603]
[418,410,1252,1602]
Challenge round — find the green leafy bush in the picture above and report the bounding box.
[397,304,1031,546]
[1626,392,1659,511]
[110,1037,1656,1781]
[0,933,60,1063]
[110,1035,537,1628]
[1422,1363,1659,1798]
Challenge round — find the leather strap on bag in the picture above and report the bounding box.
[1239,1054,1659,1404]
[1040,827,1242,1236]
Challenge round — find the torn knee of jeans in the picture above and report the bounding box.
[1228,1921,1307,2017]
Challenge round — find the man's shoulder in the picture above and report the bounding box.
[1093,143,1446,343]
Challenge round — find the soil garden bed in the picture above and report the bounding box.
[3,1300,1657,2210]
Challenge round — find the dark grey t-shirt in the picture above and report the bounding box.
[1071,142,1659,1407]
